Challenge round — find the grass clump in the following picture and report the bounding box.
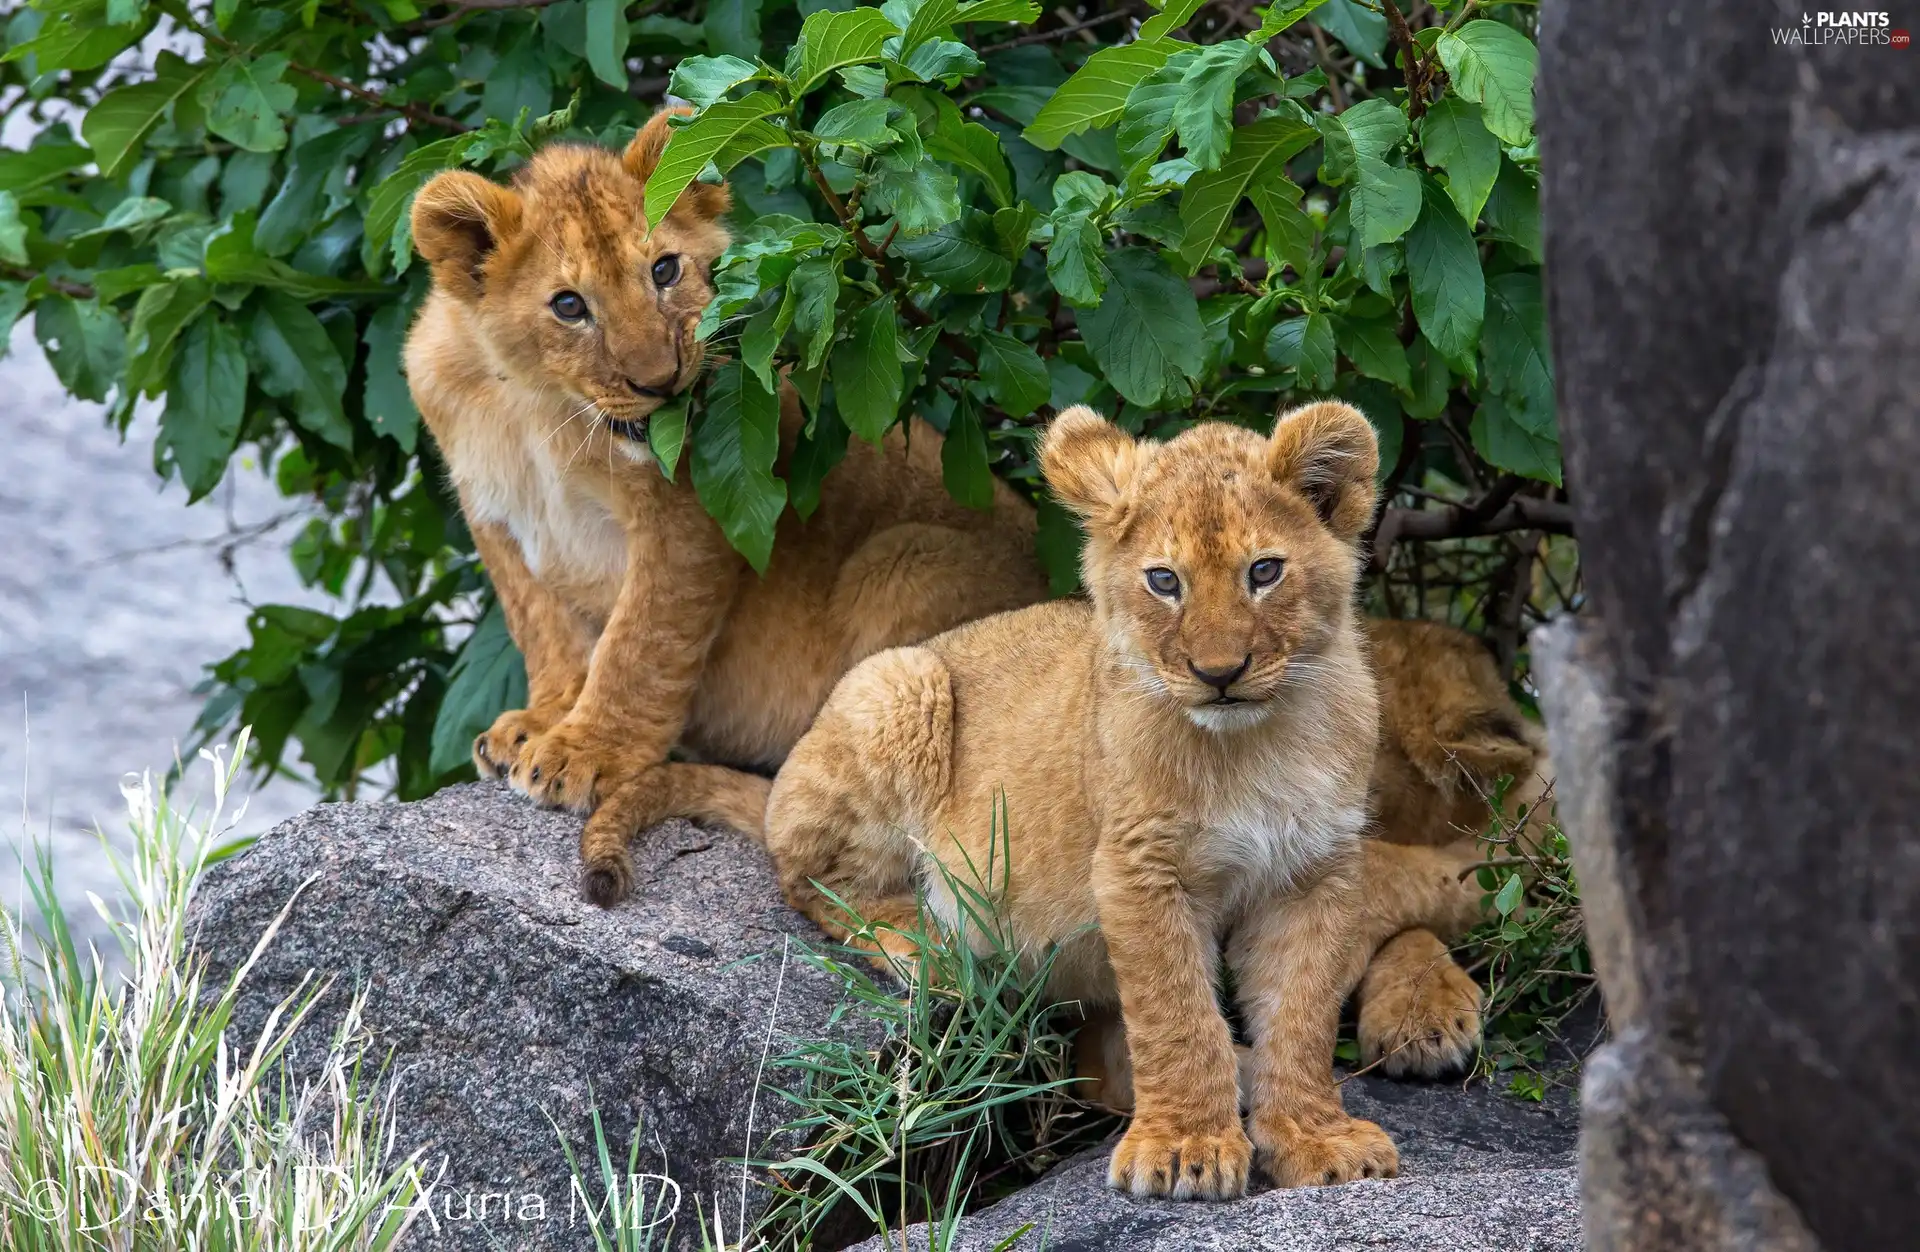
[750,802,1097,1251]
[0,731,428,1250]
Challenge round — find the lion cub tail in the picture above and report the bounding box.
[764,647,955,942]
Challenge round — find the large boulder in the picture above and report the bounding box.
[1537,1,1920,1247]
[845,1074,1581,1251]
[190,782,869,1250]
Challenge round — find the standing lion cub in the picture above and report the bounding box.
[404,109,1046,903]
[764,402,1400,1198]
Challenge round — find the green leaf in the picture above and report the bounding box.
[919,95,1013,209]
[1139,0,1207,41]
[954,0,1041,21]
[1419,95,1499,227]
[584,0,631,89]
[1171,40,1261,171]
[75,195,171,238]
[1404,176,1484,363]
[256,124,376,257]
[159,314,247,500]
[1077,248,1205,408]
[125,276,211,397]
[692,362,787,572]
[1404,333,1451,419]
[1332,97,1406,165]
[0,143,90,195]
[739,297,790,394]
[1115,49,1194,168]
[1036,493,1083,595]
[1337,315,1410,393]
[363,301,421,453]
[1493,872,1524,917]
[362,135,468,272]
[1249,0,1331,42]
[899,38,982,85]
[198,53,299,153]
[248,292,353,451]
[977,329,1049,417]
[92,263,165,304]
[35,296,128,404]
[1348,155,1422,250]
[812,98,896,148]
[1436,20,1538,146]
[0,192,24,265]
[483,41,555,125]
[866,163,962,236]
[1249,174,1313,274]
[792,7,899,97]
[1047,212,1108,307]
[1265,312,1335,391]
[1026,41,1180,151]
[1472,392,1560,486]
[430,603,528,777]
[893,209,1014,292]
[206,214,390,298]
[786,399,848,520]
[642,92,785,226]
[1480,271,1555,474]
[703,0,763,58]
[787,256,839,369]
[1482,158,1541,262]
[1177,114,1316,272]
[0,282,24,349]
[82,52,207,180]
[670,56,763,108]
[1,16,138,73]
[941,396,995,511]
[831,296,903,445]
[1311,0,1386,69]
[647,397,689,481]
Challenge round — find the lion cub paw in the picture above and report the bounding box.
[1254,1114,1398,1188]
[1107,1121,1252,1201]
[473,708,557,780]
[1357,935,1483,1079]
[510,719,626,812]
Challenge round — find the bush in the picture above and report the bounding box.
[0,0,1569,797]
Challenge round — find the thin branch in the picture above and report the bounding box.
[284,58,470,132]
[0,264,94,299]
[416,0,566,26]
[1372,496,1574,557]
[990,8,1138,50]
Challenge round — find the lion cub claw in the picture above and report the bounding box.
[1254,1114,1399,1188]
[510,719,624,812]
[473,707,556,780]
[1107,1121,1253,1201]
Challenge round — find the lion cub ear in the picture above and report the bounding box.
[1267,401,1380,541]
[625,106,732,222]
[1040,406,1141,529]
[412,171,523,301]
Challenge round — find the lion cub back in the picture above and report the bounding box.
[1366,618,1550,846]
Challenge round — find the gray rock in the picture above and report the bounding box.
[845,1074,1581,1251]
[1538,1,1920,1247]
[189,782,868,1250]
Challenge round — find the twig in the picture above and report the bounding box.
[0,264,94,299]
[416,0,566,27]
[1309,24,1349,112]
[285,59,470,132]
[1380,496,1574,543]
[1380,0,1431,121]
[991,8,1138,50]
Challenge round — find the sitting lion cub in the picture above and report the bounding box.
[764,402,1400,1197]
[403,109,1046,904]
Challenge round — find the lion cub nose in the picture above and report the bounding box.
[624,376,670,399]
[1188,657,1251,691]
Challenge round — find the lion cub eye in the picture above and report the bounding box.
[651,254,682,288]
[550,290,589,322]
[1249,557,1285,590]
[1145,567,1181,598]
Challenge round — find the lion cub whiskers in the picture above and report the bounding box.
[764,402,1401,1200]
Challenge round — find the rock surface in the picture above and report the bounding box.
[190,782,869,1250]
[1538,2,1920,1248]
[846,1075,1580,1251]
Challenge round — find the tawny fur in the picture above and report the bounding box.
[764,403,1401,1199]
[403,109,1047,905]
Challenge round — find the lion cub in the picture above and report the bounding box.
[404,110,1046,904]
[764,402,1400,1197]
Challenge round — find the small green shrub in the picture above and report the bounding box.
[1,0,1569,801]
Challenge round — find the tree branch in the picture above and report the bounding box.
[1,264,95,299]
[1373,496,1574,555]
[285,59,470,132]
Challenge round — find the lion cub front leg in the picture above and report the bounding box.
[1230,853,1399,1188]
[468,521,592,780]
[1096,837,1252,1200]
